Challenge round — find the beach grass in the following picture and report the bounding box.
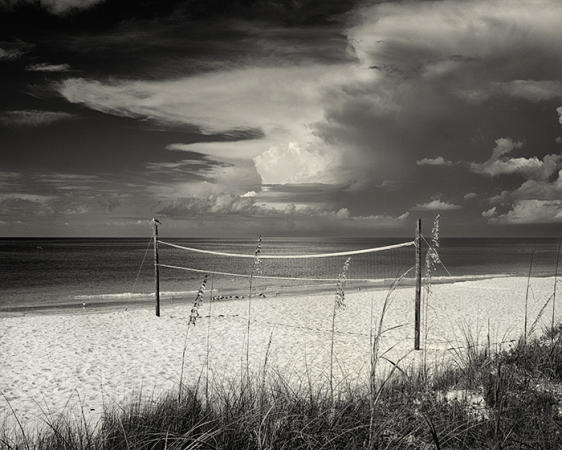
[3,322,562,449]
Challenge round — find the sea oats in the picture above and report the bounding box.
[189,274,208,326]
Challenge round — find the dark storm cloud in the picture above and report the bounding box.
[305,0,562,227]
[1,0,561,235]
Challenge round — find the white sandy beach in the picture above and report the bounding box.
[1,275,561,436]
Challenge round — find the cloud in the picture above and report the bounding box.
[485,200,562,224]
[0,47,23,60]
[464,192,477,200]
[1,0,104,14]
[347,211,410,227]
[241,191,257,198]
[470,138,561,179]
[34,0,562,234]
[157,194,298,218]
[496,80,562,101]
[156,192,410,230]
[498,169,562,202]
[0,40,32,60]
[349,0,562,74]
[0,171,20,189]
[481,207,497,218]
[558,106,562,125]
[414,200,462,211]
[57,66,367,189]
[254,141,340,185]
[459,80,562,103]
[416,156,453,166]
[26,63,70,72]
[167,141,267,160]
[0,193,55,218]
[0,110,74,127]
[57,65,356,136]
[0,193,53,203]
[479,109,562,226]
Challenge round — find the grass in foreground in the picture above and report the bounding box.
[4,325,562,449]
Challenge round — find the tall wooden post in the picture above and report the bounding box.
[414,218,422,350]
[152,218,160,317]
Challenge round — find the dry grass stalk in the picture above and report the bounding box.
[260,327,275,414]
[553,243,561,339]
[205,275,214,406]
[528,292,555,338]
[330,257,351,408]
[179,274,208,402]
[423,214,441,371]
[523,251,534,348]
[368,266,412,446]
[245,235,262,387]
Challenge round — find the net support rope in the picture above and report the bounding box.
[157,239,415,259]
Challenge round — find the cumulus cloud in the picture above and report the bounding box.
[254,141,340,185]
[0,110,74,127]
[464,192,477,200]
[156,192,410,231]
[500,169,562,202]
[414,200,462,211]
[485,200,562,224]
[158,193,347,219]
[470,138,561,179]
[26,63,70,72]
[416,156,453,166]
[158,194,255,217]
[558,106,562,125]
[481,207,497,218]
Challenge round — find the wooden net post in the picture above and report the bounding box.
[152,218,160,317]
[414,218,422,350]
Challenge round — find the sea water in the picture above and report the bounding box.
[0,237,559,311]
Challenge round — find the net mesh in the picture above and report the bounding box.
[156,238,416,298]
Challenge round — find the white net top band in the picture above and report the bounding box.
[157,240,414,259]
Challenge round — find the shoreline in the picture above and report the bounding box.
[0,272,530,318]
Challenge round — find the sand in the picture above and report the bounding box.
[1,275,560,436]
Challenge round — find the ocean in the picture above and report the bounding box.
[0,237,559,312]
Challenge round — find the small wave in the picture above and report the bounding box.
[429,273,513,281]
[74,290,196,300]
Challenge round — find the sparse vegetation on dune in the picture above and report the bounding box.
[4,324,562,449]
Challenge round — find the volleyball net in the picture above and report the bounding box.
[154,237,418,300]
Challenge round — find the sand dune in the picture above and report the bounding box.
[1,276,560,436]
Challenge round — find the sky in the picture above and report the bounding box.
[0,0,561,237]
